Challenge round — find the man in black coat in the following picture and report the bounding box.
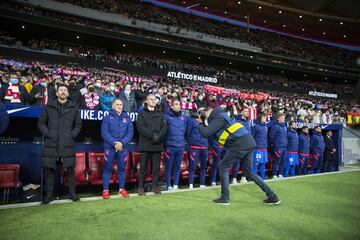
[136,94,167,195]
[38,84,82,204]
[323,130,336,172]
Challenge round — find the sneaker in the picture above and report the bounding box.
[278,175,284,179]
[211,182,216,187]
[212,197,231,206]
[102,190,110,200]
[152,187,161,195]
[167,186,173,191]
[263,194,281,205]
[138,188,145,196]
[232,178,238,184]
[199,185,205,188]
[119,189,129,198]
[173,185,179,190]
[70,195,80,202]
[240,177,248,183]
[272,175,278,179]
[189,184,194,189]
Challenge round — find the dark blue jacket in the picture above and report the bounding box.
[287,129,299,152]
[310,132,325,154]
[298,132,310,154]
[234,116,251,133]
[101,109,133,149]
[269,121,288,148]
[0,101,9,134]
[186,117,208,147]
[164,109,188,148]
[252,120,267,149]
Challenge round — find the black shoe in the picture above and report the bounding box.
[212,198,231,206]
[263,194,281,205]
[138,188,145,196]
[69,195,80,202]
[152,187,162,195]
[41,195,54,205]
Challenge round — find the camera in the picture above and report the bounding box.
[197,108,208,123]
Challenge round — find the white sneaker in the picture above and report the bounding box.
[211,182,216,187]
[272,175,278,179]
[173,185,179,190]
[278,175,284,179]
[168,186,173,191]
[232,178,238,184]
[240,177,248,183]
[199,185,205,188]
[189,184,194,189]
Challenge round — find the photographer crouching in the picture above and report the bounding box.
[196,107,281,206]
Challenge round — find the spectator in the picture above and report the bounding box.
[0,72,28,105]
[68,77,82,108]
[119,83,137,112]
[100,82,118,111]
[81,82,101,110]
[29,74,49,106]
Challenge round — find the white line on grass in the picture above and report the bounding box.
[1,168,359,210]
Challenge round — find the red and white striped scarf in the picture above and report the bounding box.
[4,83,21,103]
[181,102,197,110]
[43,87,48,106]
[84,92,100,109]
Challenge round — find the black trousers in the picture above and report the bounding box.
[138,152,161,188]
[45,158,76,197]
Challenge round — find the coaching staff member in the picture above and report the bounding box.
[136,94,167,195]
[197,108,280,205]
[38,84,82,204]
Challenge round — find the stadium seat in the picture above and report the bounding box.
[0,164,20,203]
[180,151,190,179]
[88,152,113,186]
[63,152,88,186]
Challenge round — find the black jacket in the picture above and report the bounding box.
[199,108,256,151]
[38,99,82,169]
[29,85,47,106]
[68,86,82,108]
[324,135,336,161]
[136,104,167,152]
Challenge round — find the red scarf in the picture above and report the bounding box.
[5,83,21,103]
[84,92,100,109]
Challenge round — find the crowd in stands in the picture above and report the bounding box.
[0,58,358,125]
[4,0,359,82]
[0,32,356,98]
[54,0,360,69]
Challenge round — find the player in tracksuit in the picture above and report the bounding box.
[269,112,288,178]
[164,99,188,191]
[233,108,251,183]
[310,126,325,174]
[209,136,225,186]
[101,99,133,199]
[284,121,299,177]
[186,115,209,189]
[198,108,280,205]
[251,113,268,179]
[298,126,310,175]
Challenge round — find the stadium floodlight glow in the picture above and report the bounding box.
[198,56,201,59]
[263,20,267,23]
[340,22,343,25]
[302,28,305,31]
[244,15,247,19]
[123,44,126,47]
[258,6,262,9]
[21,25,25,29]
[319,18,323,22]
[163,50,166,54]
[204,6,207,9]
[343,35,347,38]
[299,15,302,18]
[283,24,286,27]
[238,1,241,4]
[69,48,72,51]
[323,32,326,35]
[225,11,227,14]
[278,10,282,14]
[229,62,232,65]
[76,36,79,39]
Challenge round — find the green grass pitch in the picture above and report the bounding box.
[1,171,359,240]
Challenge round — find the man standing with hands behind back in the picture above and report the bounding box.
[136,94,167,195]
[38,84,82,204]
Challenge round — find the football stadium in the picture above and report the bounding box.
[0,0,359,239]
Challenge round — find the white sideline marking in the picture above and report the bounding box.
[1,168,359,210]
